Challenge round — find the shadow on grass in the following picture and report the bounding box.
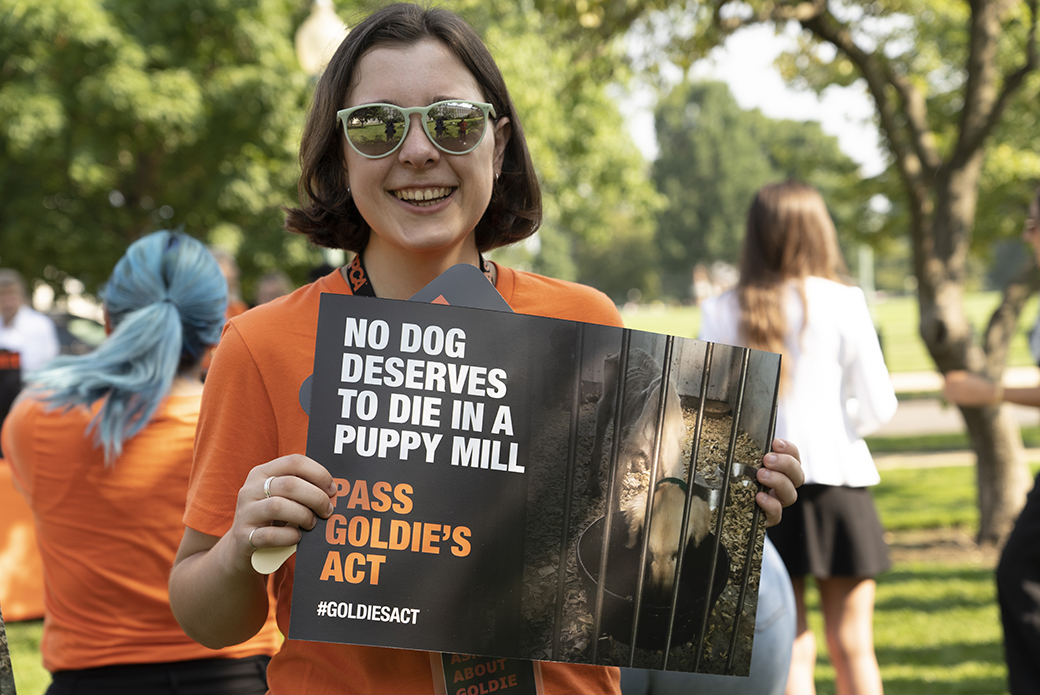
[880,566,994,584]
[875,640,1004,667]
[813,676,1006,695]
[875,675,1006,695]
[813,646,1006,695]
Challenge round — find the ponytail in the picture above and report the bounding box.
[28,231,228,463]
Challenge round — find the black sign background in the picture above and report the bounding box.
[287,288,779,677]
[290,294,565,655]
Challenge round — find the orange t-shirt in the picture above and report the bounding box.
[184,266,624,695]
[0,391,281,673]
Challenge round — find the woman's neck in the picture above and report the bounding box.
[359,240,484,300]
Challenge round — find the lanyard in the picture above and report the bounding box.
[343,253,494,298]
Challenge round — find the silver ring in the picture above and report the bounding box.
[248,528,260,550]
[263,476,276,499]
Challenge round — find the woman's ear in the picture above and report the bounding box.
[492,117,511,176]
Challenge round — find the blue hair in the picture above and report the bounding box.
[28,231,228,464]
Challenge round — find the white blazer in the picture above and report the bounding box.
[699,276,897,487]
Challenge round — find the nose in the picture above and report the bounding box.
[397,113,439,167]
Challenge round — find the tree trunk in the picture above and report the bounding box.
[960,406,1032,545]
[913,156,1032,546]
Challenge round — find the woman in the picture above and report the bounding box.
[943,186,1040,695]
[0,231,280,694]
[700,181,897,695]
[167,6,804,694]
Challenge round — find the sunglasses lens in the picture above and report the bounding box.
[344,105,406,157]
[424,102,487,153]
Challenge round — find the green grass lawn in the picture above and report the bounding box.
[622,291,1040,374]
[800,463,1012,695]
[873,465,981,530]
[6,618,45,695]
[4,462,1021,695]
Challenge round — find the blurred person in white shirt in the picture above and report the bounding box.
[0,268,59,373]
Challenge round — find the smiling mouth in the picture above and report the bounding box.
[394,187,454,207]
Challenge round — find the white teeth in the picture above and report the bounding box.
[394,187,452,203]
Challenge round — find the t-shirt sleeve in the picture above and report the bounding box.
[184,322,281,536]
[569,289,622,328]
[496,267,623,329]
[533,282,622,329]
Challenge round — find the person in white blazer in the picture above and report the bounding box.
[699,181,897,695]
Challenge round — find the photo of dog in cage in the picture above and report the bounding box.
[517,324,780,676]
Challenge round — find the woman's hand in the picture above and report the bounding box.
[232,454,339,567]
[756,438,803,528]
[169,454,337,648]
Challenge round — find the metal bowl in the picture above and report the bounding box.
[577,516,729,650]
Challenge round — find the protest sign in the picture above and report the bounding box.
[289,283,780,676]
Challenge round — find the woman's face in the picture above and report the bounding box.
[343,39,510,263]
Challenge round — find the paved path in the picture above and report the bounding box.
[879,366,1040,437]
[875,448,1040,470]
[889,366,1039,394]
[871,366,1040,468]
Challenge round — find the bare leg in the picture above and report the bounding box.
[785,576,817,695]
[818,577,883,695]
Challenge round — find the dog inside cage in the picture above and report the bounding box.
[517,326,780,675]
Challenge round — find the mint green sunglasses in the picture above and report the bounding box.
[337,100,497,158]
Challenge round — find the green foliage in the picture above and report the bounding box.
[651,80,867,299]
[478,5,666,301]
[652,81,774,295]
[0,0,316,294]
[1,0,665,304]
[770,0,1040,258]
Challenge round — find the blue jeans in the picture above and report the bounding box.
[620,536,795,695]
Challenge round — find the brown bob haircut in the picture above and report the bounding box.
[284,3,542,254]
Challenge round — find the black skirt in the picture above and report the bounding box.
[767,484,891,579]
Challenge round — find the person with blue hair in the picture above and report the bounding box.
[0,231,280,695]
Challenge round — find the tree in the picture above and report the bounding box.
[698,0,1039,543]
[652,80,863,299]
[0,0,314,297]
[475,4,665,302]
[653,81,776,297]
[535,0,1040,543]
